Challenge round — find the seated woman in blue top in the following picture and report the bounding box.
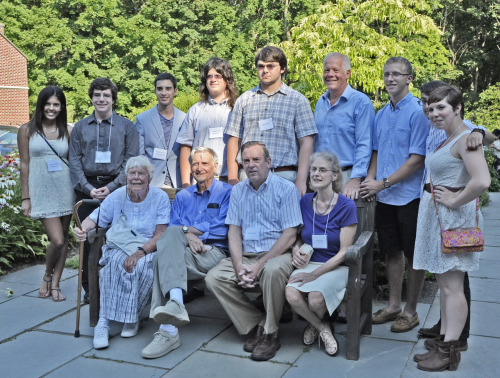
[286,151,357,356]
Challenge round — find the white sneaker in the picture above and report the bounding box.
[121,321,139,338]
[141,330,181,359]
[93,324,109,349]
[153,298,190,326]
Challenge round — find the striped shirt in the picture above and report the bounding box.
[226,173,302,253]
[176,98,232,176]
[224,83,317,167]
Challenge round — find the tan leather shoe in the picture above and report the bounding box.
[251,332,281,361]
[372,308,402,324]
[243,325,264,352]
[391,313,419,333]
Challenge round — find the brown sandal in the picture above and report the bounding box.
[51,288,66,302]
[38,273,52,298]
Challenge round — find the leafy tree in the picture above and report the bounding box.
[466,83,500,131]
[281,0,459,108]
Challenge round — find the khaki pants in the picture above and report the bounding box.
[206,252,294,335]
[150,226,226,317]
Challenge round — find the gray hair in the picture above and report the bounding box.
[191,146,218,166]
[323,53,351,72]
[125,155,155,177]
[384,57,413,77]
[309,151,343,193]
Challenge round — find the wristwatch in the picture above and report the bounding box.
[383,178,391,189]
[471,128,485,139]
[182,226,189,233]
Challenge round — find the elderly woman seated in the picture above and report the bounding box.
[74,155,170,349]
[286,151,358,356]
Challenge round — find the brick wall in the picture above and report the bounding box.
[0,31,29,127]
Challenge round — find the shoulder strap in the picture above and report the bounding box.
[36,131,69,167]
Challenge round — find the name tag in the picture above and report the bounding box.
[209,127,224,139]
[47,159,62,172]
[258,118,274,131]
[312,234,328,249]
[245,227,259,241]
[153,148,168,160]
[95,150,111,163]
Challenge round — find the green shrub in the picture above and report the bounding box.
[0,151,49,275]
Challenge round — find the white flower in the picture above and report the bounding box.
[0,221,10,232]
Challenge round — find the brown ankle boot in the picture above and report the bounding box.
[417,339,461,372]
[414,335,443,362]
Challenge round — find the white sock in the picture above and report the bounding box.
[160,324,178,335]
[97,317,109,327]
[169,288,183,304]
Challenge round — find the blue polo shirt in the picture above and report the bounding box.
[373,92,428,206]
[314,85,375,178]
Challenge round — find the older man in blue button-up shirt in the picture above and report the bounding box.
[207,141,302,362]
[360,57,428,334]
[314,53,375,199]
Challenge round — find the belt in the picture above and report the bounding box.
[341,165,353,172]
[86,174,117,182]
[272,165,298,172]
[423,183,464,193]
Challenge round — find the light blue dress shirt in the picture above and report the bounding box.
[314,85,375,178]
[225,173,302,253]
[373,92,428,206]
[176,98,231,176]
[169,179,232,250]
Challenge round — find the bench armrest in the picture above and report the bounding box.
[345,231,374,266]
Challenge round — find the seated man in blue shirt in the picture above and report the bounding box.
[314,52,375,199]
[142,146,232,359]
[206,141,303,361]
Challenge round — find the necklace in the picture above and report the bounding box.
[43,126,57,133]
[314,192,336,215]
[436,122,464,151]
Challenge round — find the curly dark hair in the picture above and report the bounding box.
[199,57,238,109]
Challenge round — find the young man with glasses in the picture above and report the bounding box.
[135,73,186,188]
[359,57,428,333]
[225,46,317,196]
[69,77,139,302]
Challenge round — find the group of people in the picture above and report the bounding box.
[18,45,493,371]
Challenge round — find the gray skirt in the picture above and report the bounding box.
[286,262,349,315]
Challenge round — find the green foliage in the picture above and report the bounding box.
[281,0,458,108]
[466,84,500,131]
[0,152,49,275]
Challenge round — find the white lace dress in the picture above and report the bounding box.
[413,131,481,273]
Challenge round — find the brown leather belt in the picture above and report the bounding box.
[272,165,298,172]
[423,183,464,193]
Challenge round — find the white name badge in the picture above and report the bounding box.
[258,118,274,131]
[245,227,260,241]
[312,234,328,249]
[153,148,168,160]
[47,159,62,172]
[95,150,111,163]
[209,127,224,139]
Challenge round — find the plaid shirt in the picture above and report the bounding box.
[224,83,317,168]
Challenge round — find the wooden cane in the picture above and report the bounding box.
[73,200,84,338]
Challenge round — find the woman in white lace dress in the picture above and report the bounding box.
[413,86,490,371]
[18,86,75,302]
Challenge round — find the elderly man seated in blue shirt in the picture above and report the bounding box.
[141,146,232,359]
[206,141,302,362]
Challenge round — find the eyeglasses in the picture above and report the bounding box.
[207,74,223,80]
[383,72,410,79]
[309,167,333,175]
[257,63,279,71]
[127,171,148,178]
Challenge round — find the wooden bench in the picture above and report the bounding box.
[84,192,375,361]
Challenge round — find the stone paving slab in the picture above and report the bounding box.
[46,356,168,378]
[285,335,415,378]
[470,277,500,303]
[165,350,291,377]
[484,235,500,247]
[0,331,92,378]
[0,264,77,284]
[0,280,37,303]
[469,258,500,279]
[470,300,500,338]
[184,291,231,321]
[0,294,76,342]
[86,315,231,370]
[202,317,305,365]
[481,246,500,261]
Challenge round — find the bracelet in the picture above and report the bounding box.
[138,247,147,255]
[471,128,485,138]
[22,198,30,201]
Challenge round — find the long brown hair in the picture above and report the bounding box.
[199,57,238,109]
[27,86,69,140]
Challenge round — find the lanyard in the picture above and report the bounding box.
[312,193,336,236]
[95,115,113,152]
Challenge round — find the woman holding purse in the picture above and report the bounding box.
[413,86,490,371]
[286,151,357,356]
[18,86,75,302]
